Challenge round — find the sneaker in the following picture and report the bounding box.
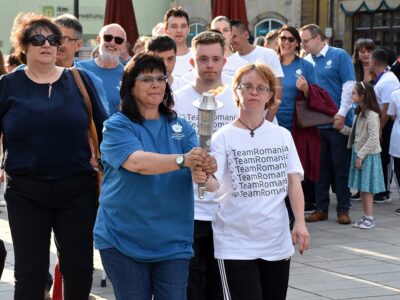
[304,202,316,213]
[358,217,375,229]
[373,192,391,203]
[395,208,400,216]
[305,210,328,222]
[337,212,352,224]
[352,216,366,228]
[350,191,361,201]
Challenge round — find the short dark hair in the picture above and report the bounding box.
[191,30,225,50]
[11,13,62,64]
[163,7,189,27]
[299,24,326,40]
[53,13,83,38]
[120,53,176,123]
[230,19,247,33]
[146,35,177,54]
[6,53,21,67]
[371,48,389,66]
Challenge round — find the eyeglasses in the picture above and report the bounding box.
[237,83,271,94]
[63,36,80,43]
[136,75,168,84]
[103,34,125,45]
[301,36,316,44]
[28,34,62,47]
[279,36,296,43]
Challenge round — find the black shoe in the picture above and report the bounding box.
[304,202,316,213]
[373,192,391,203]
[350,191,361,201]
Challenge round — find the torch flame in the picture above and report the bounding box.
[208,86,224,96]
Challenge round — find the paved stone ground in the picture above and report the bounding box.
[1,185,399,299]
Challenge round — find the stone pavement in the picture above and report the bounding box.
[0,186,399,300]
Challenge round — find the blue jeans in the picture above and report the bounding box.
[100,247,189,300]
[315,129,351,213]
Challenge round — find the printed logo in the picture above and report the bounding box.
[325,59,333,69]
[295,69,302,76]
[171,123,185,140]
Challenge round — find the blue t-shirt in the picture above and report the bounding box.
[78,59,124,115]
[309,46,355,126]
[277,57,317,130]
[0,69,108,176]
[94,112,198,262]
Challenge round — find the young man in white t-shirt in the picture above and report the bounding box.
[164,7,193,77]
[230,20,283,121]
[210,15,248,77]
[371,49,400,203]
[145,35,188,92]
[174,30,238,300]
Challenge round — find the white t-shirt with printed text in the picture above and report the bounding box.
[388,89,400,158]
[237,46,284,77]
[174,85,239,221]
[211,121,303,261]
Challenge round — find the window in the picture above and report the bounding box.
[188,23,206,45]
[353,10,400,54]
[254,19,284,37]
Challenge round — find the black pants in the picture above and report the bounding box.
[315,129,351,213]
[187,220,223,300]
[379,119,394,194]
[5,174,96,300]
[0,239,6,279]
[218,258,291,300]
[394,157,400,189]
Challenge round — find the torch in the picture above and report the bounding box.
[192,92,223,199]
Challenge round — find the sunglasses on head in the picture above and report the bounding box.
[28,34,62,47]
[279,36,296,43]
[103,34,125,45]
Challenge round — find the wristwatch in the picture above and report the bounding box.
[176,154,185,169]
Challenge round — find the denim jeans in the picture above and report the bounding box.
[100,247,189,300]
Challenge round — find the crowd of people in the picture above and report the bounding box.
[0,4,399,300]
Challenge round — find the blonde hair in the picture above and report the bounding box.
[233,63,277,110]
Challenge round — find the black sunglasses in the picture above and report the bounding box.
[103,34,125,45]
[279,36,296,43]
[28,34,62,47]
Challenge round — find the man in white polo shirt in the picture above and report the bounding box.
[174,31,238,300]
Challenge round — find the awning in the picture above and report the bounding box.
[340,0,400,15]
[212,0,249,29]
[104,0,139,47]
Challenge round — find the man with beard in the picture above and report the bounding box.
[79,23,126,114]
[54,14,109,114]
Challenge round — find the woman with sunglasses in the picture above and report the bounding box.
[0,13,107,300]
[276,25,318,216]
[194,63,309,300]
[93,53,215,300]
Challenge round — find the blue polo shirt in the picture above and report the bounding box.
[94,112,198,262]
[277,57,317,130]
[307,46,355,126]
[78,59,124,115]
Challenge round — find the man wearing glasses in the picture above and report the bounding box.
[79,24,126,114]
[54,14,109,115]
[299,24,355,225]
